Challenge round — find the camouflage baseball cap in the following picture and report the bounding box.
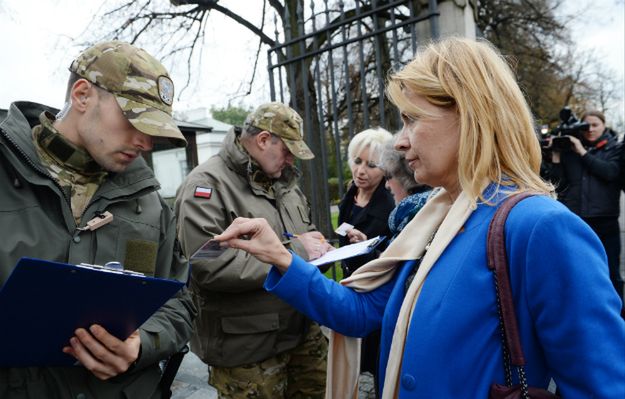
[69,40,187,147]
[245,102,314,160]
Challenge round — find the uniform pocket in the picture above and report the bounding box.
[220,313,280,366]
[221,313,280,334]
[92,200,161,274]
[297,205,311,224]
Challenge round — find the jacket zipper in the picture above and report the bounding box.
[274,189,289,236]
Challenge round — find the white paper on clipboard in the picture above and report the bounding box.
[309,236,385,266]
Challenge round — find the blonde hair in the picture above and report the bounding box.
[386,37,553,205]
[347,127,393,165]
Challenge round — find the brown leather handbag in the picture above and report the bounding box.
[486,193,560,399]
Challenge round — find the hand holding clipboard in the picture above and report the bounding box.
[0,258,184,367]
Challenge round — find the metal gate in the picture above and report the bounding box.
[267,0,440,236]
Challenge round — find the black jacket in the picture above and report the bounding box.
[337,180,395,276]
[548,131,622,218]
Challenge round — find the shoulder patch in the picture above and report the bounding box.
[194,186,213,199]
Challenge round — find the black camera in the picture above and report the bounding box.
[548,107,590,151]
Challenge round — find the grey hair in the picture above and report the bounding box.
[241,124,264,138]
[379,135,424,194]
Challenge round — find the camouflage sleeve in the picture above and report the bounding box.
[135,196,196,369]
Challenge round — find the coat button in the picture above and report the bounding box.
[401,374,416,390]
[76,394,86,399]
[73,236,81,243]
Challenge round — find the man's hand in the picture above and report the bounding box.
[296,231,333,260]
[214,217,293,272]
[346,228,368,244]
[62,325,141,380]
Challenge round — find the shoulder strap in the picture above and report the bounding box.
[159,344,189,399]
[486,192,536,367]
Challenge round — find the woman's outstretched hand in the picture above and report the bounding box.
[213,217,293,272]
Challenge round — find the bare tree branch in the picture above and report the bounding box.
[210,2,275,46]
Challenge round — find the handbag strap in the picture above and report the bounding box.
[487,192,538,389]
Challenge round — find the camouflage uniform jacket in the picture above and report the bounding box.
[0,101,196,399]
[175,127,316,367]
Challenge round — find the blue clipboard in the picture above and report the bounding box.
[0,257,184,367]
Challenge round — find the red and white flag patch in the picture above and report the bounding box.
[194,186,213,199]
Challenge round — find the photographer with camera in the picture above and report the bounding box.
[544,109,623,299]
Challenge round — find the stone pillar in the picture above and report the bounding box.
[416,0,477,40]
[437,0,477,39]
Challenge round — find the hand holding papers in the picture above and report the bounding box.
[213,218,384,272]
[309,236,386,266]
[290,231,333,260]
[334,222,354,236]
[0,257,184,367]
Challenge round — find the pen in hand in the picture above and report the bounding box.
[286,231,333,260]
[284,231,326,243]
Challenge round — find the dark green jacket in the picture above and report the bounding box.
[0,102,196,399]
[175,128,316,367]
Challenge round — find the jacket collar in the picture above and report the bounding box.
[339,179,392,222]
[33,111,106,176]
[219,127,300,197]
[1,101,160,198]
[1,101,57,165]
[586,131,616,151]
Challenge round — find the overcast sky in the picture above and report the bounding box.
[0,0,272,113]
[0,0,623,121]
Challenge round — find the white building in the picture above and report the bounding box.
[153,108,232,198]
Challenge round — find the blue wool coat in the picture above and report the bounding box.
[265,195,625,398]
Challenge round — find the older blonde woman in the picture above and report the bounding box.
[336,128,394,392]
[338,127,395,279]
[213,38,625,398]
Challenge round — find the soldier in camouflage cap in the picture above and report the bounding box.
[175,101,330,399]
[245,102,314,160]
[69,40,186,147]
[0,40,195,398]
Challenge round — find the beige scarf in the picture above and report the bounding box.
[325,188,475,399]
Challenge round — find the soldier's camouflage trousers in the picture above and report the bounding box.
[209,322,328,399]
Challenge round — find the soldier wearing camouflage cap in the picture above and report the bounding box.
[69,40,187,148]
[244,102,314,160]
[175,102,331,398]
[0,41,195,398]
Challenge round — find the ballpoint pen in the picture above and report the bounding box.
[284,232,326,243]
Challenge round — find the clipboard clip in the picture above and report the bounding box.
[77,262,145,276]
[367,236,386,249]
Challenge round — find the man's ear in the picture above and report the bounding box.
[69,79,92,112]
[255,131,273,150]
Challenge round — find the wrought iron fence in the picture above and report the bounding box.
[267,0,440,236]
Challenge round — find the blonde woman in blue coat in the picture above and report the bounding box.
[213,37,625,398]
